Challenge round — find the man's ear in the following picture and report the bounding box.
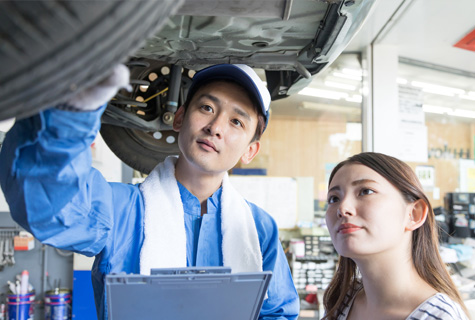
[173,106,185,132]
[405,199,429,231]
[240,141,261,165]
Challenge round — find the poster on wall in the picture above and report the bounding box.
[415,165,435,191]
[460,159,475,192]
[397,85,428,162]
[398,85,425,125]
[397,124,428,162]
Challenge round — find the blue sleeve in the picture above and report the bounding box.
[0,106,115,256]
[248,202,300,320]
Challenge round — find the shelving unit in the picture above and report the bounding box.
[290,235,338,320]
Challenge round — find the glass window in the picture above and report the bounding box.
[235,53,363,214]
[398,61,475,208]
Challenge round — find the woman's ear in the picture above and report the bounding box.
[173,106,185,132]
[405,199,429,231]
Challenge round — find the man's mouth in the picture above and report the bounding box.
[197,139,218,152]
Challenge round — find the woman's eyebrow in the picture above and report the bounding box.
[328,179,378,193]
[351,178,378,186]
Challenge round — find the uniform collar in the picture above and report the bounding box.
[176,180,222,216]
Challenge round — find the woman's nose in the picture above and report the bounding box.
[337,200,355,218]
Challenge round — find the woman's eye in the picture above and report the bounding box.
[360,188,374,196]
[327,195,339,204]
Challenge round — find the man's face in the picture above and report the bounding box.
[173,81,261,176]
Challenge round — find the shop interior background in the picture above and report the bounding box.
[1,0,475,319]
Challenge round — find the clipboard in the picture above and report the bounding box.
[106,267,272,320]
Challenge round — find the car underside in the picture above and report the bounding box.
[0,0,377,173]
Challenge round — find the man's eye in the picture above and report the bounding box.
[231,119,243,127]
[201,105,213,112]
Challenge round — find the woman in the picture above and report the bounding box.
[323,152,469,320]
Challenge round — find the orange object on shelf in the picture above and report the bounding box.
[14,231,35,251]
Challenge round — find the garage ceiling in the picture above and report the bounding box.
[346,0,475,73]
[271,0,475,119]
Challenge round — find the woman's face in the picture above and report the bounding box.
[325,163,415,259]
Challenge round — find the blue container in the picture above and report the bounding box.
[44,290,71,320]
[7,292,35,320]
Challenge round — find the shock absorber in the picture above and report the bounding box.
[162,64,182,126]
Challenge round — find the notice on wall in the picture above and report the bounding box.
[230,176,298,229]
[398,85,425,125]
[397,85,428,162]
[397,124,428,162]
[415,165,435,191]
[460,159,475,192]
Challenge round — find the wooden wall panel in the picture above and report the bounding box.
[407,120,474,208]
[237,115,475,211]
[237,115,361,203]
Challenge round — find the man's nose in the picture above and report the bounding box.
[205,115,225,137]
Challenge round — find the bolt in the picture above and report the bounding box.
[162,112,174,125]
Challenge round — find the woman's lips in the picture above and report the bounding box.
[337,223,362,234]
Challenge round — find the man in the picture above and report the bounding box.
[0,64,299,319]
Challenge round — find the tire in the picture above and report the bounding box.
[100,59,193,174]
[100,124,180,174]
[0,0,183,121]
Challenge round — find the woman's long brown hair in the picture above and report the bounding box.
[322,152,469,319]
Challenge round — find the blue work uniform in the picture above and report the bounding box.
[0,106,299,319]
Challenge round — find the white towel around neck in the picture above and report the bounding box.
[139,156,263,275]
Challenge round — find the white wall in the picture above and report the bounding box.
[372,44,400,156]
[91,133,122,183]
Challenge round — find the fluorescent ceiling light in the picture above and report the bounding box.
[460,94,475,101]
[298,87,348,100]
[397,78,408,85]
[300,102,361,114]
[332,72,362,81]
[345,95,362,103]
[342,68,363,77]
[421,87,455,97]
[411,81,465,96]
[423,104,475,119]
[359,86,369,95]
[450,109,475,119]
[346,122,362,141]
[422,104,452,114]
[324,81,356,91]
